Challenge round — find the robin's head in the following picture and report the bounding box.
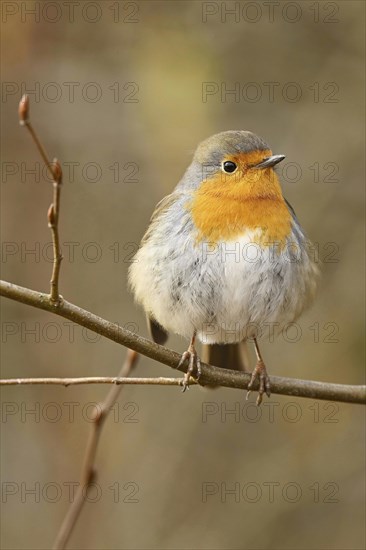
[184,131,290,242]
[192,130,285,196]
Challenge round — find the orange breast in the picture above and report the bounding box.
[188,165,292,246]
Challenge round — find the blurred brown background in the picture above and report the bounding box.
[1,1,365,549]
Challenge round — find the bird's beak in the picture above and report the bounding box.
[255,154,285,169]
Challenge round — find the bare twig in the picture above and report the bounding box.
[19,95,55,178]
[0,376,196,386]
[47,160,63,303]
[52,349,139,550]
[19,94,63,304]
[1,280,365,405]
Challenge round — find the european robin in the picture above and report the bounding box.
[129,131,319,404]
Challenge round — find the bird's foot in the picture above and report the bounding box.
[178,345,201,393]
[246,360,271,406]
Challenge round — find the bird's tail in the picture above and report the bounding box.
[201,342,251,372]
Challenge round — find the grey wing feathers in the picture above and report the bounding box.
[285,198,298,220]
[142,193,179,345]
[141,193,180,245]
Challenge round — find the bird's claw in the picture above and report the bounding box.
[246,360,271,406]
[178,348,201,392]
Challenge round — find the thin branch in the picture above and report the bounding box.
[19,94,63,304]
[19,95,55,178]
[1,280,365,405]
[0,377,196,387]
[52,349,139,550]
[47,161,63,303]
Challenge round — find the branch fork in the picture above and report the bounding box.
[19,94,63,305]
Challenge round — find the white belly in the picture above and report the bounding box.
[129,229,318,344]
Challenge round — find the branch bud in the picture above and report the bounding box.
[48,204,55,227]
[18,94,29,125]
[51,158,62,184]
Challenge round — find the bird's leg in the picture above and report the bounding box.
[246,338,271,405]
[178,331,201,393]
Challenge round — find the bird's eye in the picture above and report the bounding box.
[222,161,237,174]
